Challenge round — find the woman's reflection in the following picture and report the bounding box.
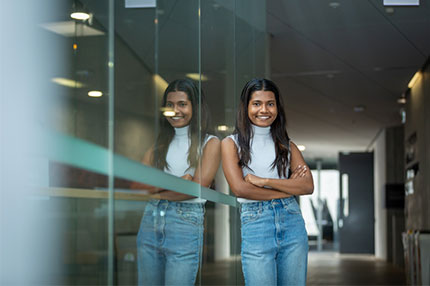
[133,79,220,285]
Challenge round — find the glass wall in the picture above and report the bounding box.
[0,0,268,285]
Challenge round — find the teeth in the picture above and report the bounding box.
[171,117,183,120]
[257,116,269,119]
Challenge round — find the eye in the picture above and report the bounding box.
[166,102,173,108]
[179,102,187,107]
[253,102,260,106]
[268,102,275,107]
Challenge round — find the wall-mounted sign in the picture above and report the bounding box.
[125,0,156,8]
[383,0,419,5]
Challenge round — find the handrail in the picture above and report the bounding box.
[44,131,238,207]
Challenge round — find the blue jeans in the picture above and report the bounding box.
[240,197,308,286]
[136,200,204,286]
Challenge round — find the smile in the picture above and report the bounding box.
[171,116,184,120]
[256,116,270,120]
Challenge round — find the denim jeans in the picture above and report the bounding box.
[240,197,308,286]
[137,200,204,286]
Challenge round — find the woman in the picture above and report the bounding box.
[134,79,220,285]
[221,78,314,285]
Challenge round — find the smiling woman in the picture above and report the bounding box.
[132,78,221,285]
[221,78,313,285]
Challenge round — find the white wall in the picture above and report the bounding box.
[372,129,387,260]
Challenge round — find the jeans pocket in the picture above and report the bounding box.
[240,209,262,225]
[177,204,203,226]
[284,200,302,214]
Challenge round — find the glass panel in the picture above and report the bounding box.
[44,1,111,284]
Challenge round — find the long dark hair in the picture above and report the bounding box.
[234,78,290,177]
[153,78,210,170]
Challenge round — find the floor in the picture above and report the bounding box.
[200,251,406,285]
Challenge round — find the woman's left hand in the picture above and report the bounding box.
[244,174,267,187]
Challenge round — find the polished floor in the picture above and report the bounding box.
[200,251,406,285]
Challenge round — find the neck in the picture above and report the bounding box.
[174,125,189,136]
[252,124,271,136]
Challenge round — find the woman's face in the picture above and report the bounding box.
[165,91,193,128]
[247,90,278,127]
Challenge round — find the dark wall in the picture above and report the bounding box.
[339,152,374,254]
[404,59,430,231]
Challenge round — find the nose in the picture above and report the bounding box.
[173,104,180,114]
[261,104,268,113]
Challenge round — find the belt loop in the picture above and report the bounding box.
[280,197,287,208]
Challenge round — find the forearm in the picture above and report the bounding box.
[130,182,162,194]
[232,181,292,200]
[264,177,314,196]
[152,190,196,201]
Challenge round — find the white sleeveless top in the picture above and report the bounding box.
[164,125,217,203]
[227,124,290,203]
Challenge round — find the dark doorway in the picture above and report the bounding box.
[338,152,374,254]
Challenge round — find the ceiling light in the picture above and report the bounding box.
[217,125,229,132]
[70,12,90,21]
[163,111,175,117]
[51,77,84,88]
[353,105,366,112]
[40,21,104,37]
[88,90,103,97]
[385,7,395,14]
[297,145,306,151]
[408,71,421,88]
[329,2,340,8]
[186,73,208,81]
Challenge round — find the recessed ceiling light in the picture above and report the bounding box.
[217,125,229,131]
[163,111,175,117]
[385,7,395,14]
[70,12,90,21]
[397,97,406,104]
[40,21,104,37]
[353,105,366,112]
[88,90,103,97]
[51,77,85,88]
[297,145,306,151]
[329,2,340,8]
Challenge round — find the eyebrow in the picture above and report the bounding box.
[166,100,188,104]
[250,99,275,103]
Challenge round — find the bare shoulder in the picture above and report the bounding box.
[203,137,221,156]
[221,137,237,150]
[289,140,299,151]
[289,140,306,168]
[205,136,221,147]
[142,144,155,165]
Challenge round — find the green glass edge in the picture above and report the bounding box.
[46,132,238,208]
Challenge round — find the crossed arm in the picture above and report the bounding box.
[130,138,221,201]
[221,138,314,200]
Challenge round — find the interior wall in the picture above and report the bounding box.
[404,60,430,231]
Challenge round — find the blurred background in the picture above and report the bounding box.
[1,0,429,285]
